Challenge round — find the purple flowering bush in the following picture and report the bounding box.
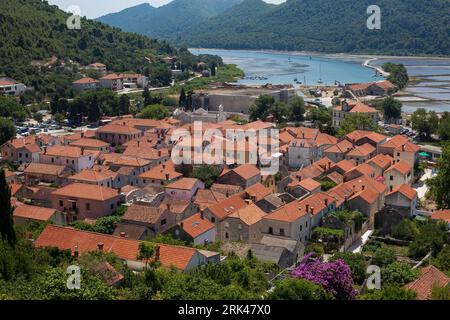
[291,253,356,300]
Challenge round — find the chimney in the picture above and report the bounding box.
[120,232,126,238]
[180,222,184,229]
[352,139,356,147]
[165,173,170,180]
[97,242,104,251]
[324,199,328,206]
[310,207,314,216]
[402,144,405,151]
[123,121,126,126]
[158,150,161,157]
[81,132,84,138]
[166,203,171,211]
[226,191,230,198]
[137,140,140,147]
[352,185,356,193]
[162,164,166,169]
[155,245,160,262]
[362,185,365,190]
[73,243,79,257]
[306,204,310,213]
[81,147,85,156]
[200,212,204,220]
[328,162,331,170]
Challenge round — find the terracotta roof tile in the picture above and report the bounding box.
[44,145,98,158]
[346,143,376,157]
[180,213,215,238]
[244,183,271,201]
[23,163,67,176]
[166,178,201,191]
[228,203,266,226]
[35,225,199,270]
[13,204,56,221]
[51,183,120,201]
[385,160,412,175]
[70,138,109,148]
[368,154,394,170]
[386,184,417,201]
[405,266,450,300]
[431,210,450,223]
[207,195,248,221]
[122,204,166,224]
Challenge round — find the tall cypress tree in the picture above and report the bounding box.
[0,169,16,247]
[179,87,187,109]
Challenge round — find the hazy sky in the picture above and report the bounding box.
[48,0,286,18]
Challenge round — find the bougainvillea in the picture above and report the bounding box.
[291,253,356,300]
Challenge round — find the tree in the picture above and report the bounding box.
[431,284,450,300]
[380,97,402,122]
[432,246,450,273]
[211,62,217,77]
[33,112,43,122]
[143,87,152,106]
[53,113,65,124]
[291,253,356,300]
[137,242,156,270]
[0,170,16,247]
[119,94,130,115]
[429,143,450,209]
[0,117,16,145]
[269,102,290,123]
[337,113,380,138]
[381,262,420,285]
[408,221,448,259]
[138,104,170,120]
[438,112,450,141]
[330,252,367,285]
[179,87,187,108]
[268,278,331,300]
[87,95,101,123]
[371,247,395,267]
[360,285,416,300]
[249,95,275,121]
[411,108,438,139]
[391,219,420,241]
[289,96,305,121]
[190,165,221,188]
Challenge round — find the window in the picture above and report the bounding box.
[390,175,393,181]
[86,203,91,211]
[306,221,308,227]
[280,228,285,236]
[161,219,167,226]
[59,200,63,207]
[211,217,215,223]
[238,224,242,230]
[225,232,229,239]
[110,203,114,210]
[51,158,54,163]
[268,227,273,234]
[19,153,22,157]
[72,160,75,165]
[300,225,303,231]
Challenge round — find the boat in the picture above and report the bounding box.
[317,64,323,84]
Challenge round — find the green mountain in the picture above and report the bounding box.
[97,0,244,39]
[0,0,186,98]
[180,0,450,55]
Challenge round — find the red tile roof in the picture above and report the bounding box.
[228,203,266,226]
[368,154,394,170]
[180,213,215,238]
[97,124,141,135]
[122,204,166,224]
[35,225,198,270]
[139,160,182,181]
[244,183,271,201]
[431,210,450,223]
[386,184,417,201]
[405,266,450,300]
[206,195,248,221]
[73,77,99,85]
[394,141,420,153]
[381,135,410,149]
[70,138,109,148]
[346,143,376,157]
[288,177,321,192]
[226,164,260,181]
[44,145,98,158]
[166,178,201,191]
[13,204,56,221]
[385,160,412,175]
[51,183,120,201]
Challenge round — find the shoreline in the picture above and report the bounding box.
[191,47,450,62]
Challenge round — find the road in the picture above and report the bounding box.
[348,229,374,253]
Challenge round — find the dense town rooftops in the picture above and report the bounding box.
[70,138,109,148]
[122,204,166,224]
[23,163,67,175]
[221,164,260,181]
[43,145,98,158]
[244,183,271,201]
[139,161,182,181]
[368,154,394,170]
[97,124,141,135]
[228,203,266,226]
[166,178,201,191]
[346,143,376,157]
[385,160,412,175]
